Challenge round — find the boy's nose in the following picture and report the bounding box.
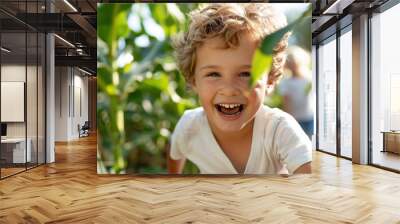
[218,81,241,96]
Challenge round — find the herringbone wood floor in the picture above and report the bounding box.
[1,134,400,223]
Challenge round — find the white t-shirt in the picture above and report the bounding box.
[170,105,312,175]
[279,77,314,121]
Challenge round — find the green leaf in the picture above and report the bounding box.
[97,4,131,58]
[142,73,169,92]
[250,49,273,86]
[105,85,119,96]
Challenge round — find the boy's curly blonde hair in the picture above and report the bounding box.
[172,3,290,85]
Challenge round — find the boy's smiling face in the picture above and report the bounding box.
[192,32,268,133]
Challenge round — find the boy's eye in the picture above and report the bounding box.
[206,72,220,77]
[239,72,250,78]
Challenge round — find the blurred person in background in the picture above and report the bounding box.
[279,46,314,139]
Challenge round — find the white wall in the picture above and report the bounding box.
[54,67,89,141]
[55,67,69,141]
[1,65,35,138]
[1,64,46,164]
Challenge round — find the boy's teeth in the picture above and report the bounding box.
[219,103,240,108]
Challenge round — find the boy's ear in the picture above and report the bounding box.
[189,78,198,93]
[192,85,198,93]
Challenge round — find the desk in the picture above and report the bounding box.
[1,138,31,163]
[381,131,400,154]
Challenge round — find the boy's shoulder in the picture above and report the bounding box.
[259,105,295,123]
[179,107,205,123]
[173,107,205,135]
[257,105,302,136]
[259,105,309,141]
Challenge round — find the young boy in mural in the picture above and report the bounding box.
[168,3,312,175]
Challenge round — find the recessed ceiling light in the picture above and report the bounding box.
[78,67,92,76]
[322,0,353,15]
[1,47,11,53]
[63,0,78,12]
[54,34,75,48]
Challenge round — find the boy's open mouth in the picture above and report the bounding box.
[215,103,244,116]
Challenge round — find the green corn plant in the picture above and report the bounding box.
[97,3,200,174]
